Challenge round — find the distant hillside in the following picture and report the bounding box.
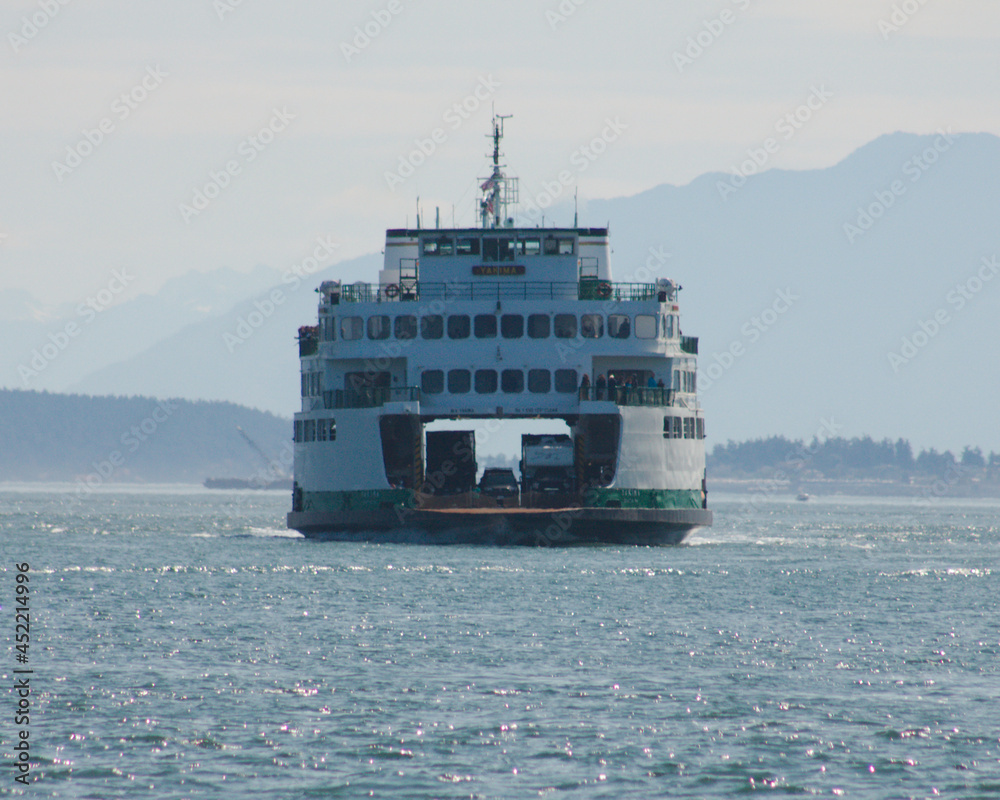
[0,389,291,485]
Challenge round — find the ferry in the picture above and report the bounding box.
[287,117,712,545]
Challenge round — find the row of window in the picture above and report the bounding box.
[294,418,337,443]
[422,235,575,259]
[331,312,674,343]
[663,416,705,440]
[295,416,700,445]
[304,369,694,399]
[422,368,579,396]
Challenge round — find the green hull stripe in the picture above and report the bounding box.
[302,488,703,512]
[302,489,415,512]
[584,488,703,510]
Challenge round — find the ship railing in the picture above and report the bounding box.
[338,281,660,303]
[326,386,420,409]
[579,386,676,407]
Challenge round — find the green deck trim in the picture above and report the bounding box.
[583,488,703,510]
[302,489,416,512]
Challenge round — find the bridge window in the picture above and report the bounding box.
[456,237,480,256]
[672,416,683,439]
[340,316,363,340]
[636,314,657,339]
[448,369,471,394]
[474,314,497,338]
[421,315,443,339]
[501,369,524,393]
[395,315,417,340]
[696,418,705,440]
[684,418,695,439]
[422,236,454,256]
[528,369,551,394]
[501,314,523,338]
[581,314,603,338]
[554,314,577,338]
[483,237,515,262]
[521,238,541,255]
[554,369,578,393]
[367,315,390,340]
[475,369,497,393]
[421,370,444,394]
[528,314,550,338]
[608,314,630,339]
[543,236,574,255]
[448,315,470,339]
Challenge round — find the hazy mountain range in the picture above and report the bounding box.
[2,132,998,454]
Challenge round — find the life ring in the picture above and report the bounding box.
[597,281,612,299]
[385,283,400,298]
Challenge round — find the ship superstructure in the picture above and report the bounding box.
[287,117,711,544]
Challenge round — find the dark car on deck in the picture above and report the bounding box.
[478,468,519,502]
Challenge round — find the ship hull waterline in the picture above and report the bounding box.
[287,507,712,546]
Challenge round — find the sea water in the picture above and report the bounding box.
[1,486,998,799]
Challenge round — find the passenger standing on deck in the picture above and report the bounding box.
[607,373,618,403]
[596,373,606,400]
[580,373,591,400]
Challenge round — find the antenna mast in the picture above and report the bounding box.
[479,113,518,228]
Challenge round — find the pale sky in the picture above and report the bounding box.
[2,0,999,307]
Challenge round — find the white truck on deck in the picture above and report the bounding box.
[520,434,575,496]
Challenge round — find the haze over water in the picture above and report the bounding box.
[3,486,998,798]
